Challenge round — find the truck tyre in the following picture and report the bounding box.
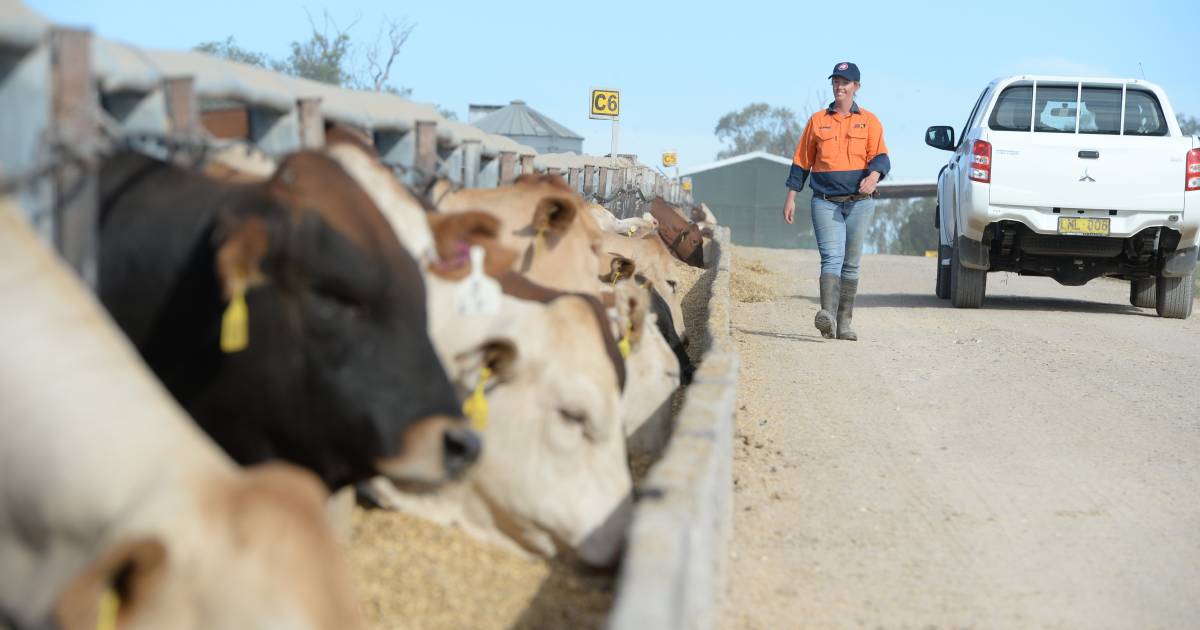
[950,242,986,308]
[935,246,951,299]
[1129,278,1156,308]
[1155,272,1194,319]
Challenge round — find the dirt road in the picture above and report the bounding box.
[721,246,1200,629]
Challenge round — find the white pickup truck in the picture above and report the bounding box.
[926,75,1200,318]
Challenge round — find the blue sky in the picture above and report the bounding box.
[26,0,1199,183]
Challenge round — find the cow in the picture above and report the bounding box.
[586,202,658,238]
[690,201,718,233]
[647,197,706,268]
[0,197,362,629]
[97,148,479,491]
[319,134,635,566]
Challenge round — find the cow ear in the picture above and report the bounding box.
[454,338,518,382]
[426,179,455,208]
[599,253,635,284]
[483,339,518,379]
[426,211,519,280]
[532,194,579,236]
[214,215,270,300]
[55,538,169,630]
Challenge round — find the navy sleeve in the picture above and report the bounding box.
[785,164,810,191]
[868,153,891,180]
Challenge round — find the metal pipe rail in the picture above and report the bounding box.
[0,1,695,279]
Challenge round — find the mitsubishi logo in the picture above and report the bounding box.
[1079,169,1096,182]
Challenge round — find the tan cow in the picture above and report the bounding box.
[0,197,361,630]
[435,174,606,295]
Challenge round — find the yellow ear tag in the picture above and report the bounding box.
[627,226,636,237]
[533,226,547,257]
[220,288,249,354]
[463,367,491,431]
[618,322,632,359]
[611,270,622,286]
[96,587,119,630]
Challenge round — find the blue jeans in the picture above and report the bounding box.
[810,196,875,280]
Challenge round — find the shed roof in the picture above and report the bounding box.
[677,151,792,176]
[473,100,583,140]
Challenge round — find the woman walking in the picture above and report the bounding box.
[783,61,890,341]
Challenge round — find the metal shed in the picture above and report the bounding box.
[680,151,816,249]
[472,100,583,155]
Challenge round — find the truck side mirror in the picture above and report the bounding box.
[925,125,955,151]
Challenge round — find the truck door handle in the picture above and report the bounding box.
[1078,150,1100,159]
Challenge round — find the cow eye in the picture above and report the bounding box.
[559,408,587,425]
[313,291,364,320]
[666,280,679,294]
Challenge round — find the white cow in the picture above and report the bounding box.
[0,197,361,629]
[586,202,659,238]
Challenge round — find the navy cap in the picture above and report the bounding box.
[828,61,860,82]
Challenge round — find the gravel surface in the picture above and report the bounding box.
[344,256,711,630]
[721,246,1200,629]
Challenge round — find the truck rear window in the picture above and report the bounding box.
[987,84,1168,136]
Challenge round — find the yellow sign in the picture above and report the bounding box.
[662,152,677,167]
[681,177,692,192]
[590,88,620,120]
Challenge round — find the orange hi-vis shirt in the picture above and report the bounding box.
[785,101,891,197]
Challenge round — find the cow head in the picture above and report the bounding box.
[434,175,605,295]
[54,464,361,630]
[201,151,478,489]
[450,294,632,567]
[599,231,687,343]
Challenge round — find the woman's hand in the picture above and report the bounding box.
[858,171,881,195]
[783,191,797,224]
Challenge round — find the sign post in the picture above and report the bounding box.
[589,88,620,166]
[663,152,680,199]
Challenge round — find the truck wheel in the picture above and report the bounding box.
[1129,278,1156,308]
[950,243,986,308]
[935,246,951,299]
[1155,272,1194,319]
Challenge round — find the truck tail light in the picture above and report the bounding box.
[1187,149,1200,192]
[969,140,992,183]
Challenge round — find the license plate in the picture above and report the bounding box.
[1058,217,1110,236]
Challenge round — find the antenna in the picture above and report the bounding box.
[1138,62,1146,79]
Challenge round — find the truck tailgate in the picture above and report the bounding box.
[988,132,1188,212]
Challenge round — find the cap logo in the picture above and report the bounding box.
[837,63,849,71]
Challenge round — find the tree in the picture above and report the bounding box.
[273,11,355,86]
[360,18,414,93]
[1179,113,1200,136]
[192,37,270,67]
[193,11,414,95]
[713,103,803,159]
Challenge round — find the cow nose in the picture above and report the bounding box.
[444,427,481,478]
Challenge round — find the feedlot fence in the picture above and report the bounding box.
[0,2,692,285]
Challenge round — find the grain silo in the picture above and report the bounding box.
[471,100,583,155]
